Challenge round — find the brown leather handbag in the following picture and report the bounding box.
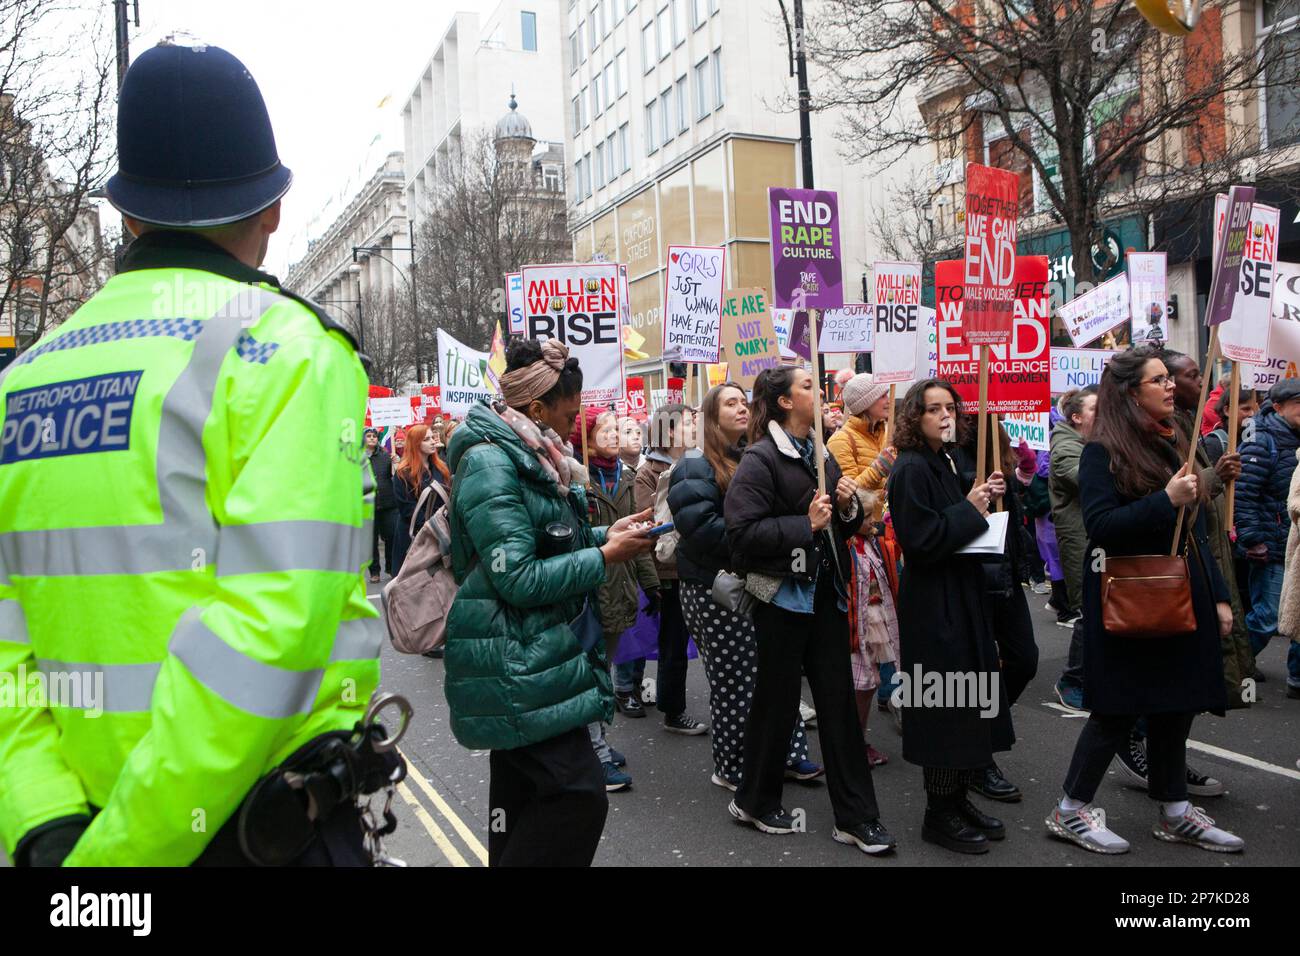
[1099,507,1197,639]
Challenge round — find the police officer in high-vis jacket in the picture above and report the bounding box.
[0,42,405,866]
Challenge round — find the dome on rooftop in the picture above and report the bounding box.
[494,93,534,144]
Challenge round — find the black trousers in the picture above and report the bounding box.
[1063,711,1195,803]
[372,506,397,576]
[737,574,881,828]
[655,581,690,717]
[1060,619,1086,691]
[990,587,1038,707]
[488,725,608,867]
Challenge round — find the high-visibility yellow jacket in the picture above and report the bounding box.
[0,231,381,866]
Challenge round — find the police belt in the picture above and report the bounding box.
[229,722,407,866]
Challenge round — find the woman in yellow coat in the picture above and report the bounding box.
[828,374,900,766]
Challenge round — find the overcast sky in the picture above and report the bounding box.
[121,0,499,275]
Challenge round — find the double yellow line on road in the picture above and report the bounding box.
[395,747,489,867]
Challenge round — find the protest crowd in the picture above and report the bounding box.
[367,328,1300,865]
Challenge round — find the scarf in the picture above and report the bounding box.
[590,458,621,496]
[491,401,584,496]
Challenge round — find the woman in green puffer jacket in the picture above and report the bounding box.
[444,338,654,867]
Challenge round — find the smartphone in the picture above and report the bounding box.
[646,522,675,538]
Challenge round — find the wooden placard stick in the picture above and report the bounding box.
[1173,326,1221,552]
[975,345,991,486]
[991,412,1003,513]
[808,308,828,495]
[884,384,897,447]
[1225,359,1241,529]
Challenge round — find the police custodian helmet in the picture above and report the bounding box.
[105,42,293,228]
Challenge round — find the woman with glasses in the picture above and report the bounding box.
[1045,347,1245,855]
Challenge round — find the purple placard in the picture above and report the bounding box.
[1205,185,1256,327]
[769,188,844,312]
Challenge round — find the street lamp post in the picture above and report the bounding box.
[778,0,815,189]
[354,222,427,383]
[318,298,364,355]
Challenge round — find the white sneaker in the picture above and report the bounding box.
[1031,581,1052,595]
[1153,805,1244,853]
[799,699,817,726]
[1045,804,1130,854]
[710,773,738,792]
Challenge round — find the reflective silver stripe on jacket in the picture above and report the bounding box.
[216,521,366,577]
[328,617,384,662]
[35,658,161,713]
[168,609,323,719]
[0,289,283,578]
[29,615,380,713]
[0,599,30,644]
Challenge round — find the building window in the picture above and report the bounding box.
[694,57,710,119]
[708,0,717,12]
[603,61,615,106]
[545,166,562,192]
[616,50,629,96]
[595,142,606,188]
[711,47,723,109]
[584,152,593,196]
[641,21,655,72]
[619,122,631,171]
[572,95,582,132]
[676,75,690,133]
[606,132,618,182]
[589,3,599,51]
[580,86,589,127]
[1260,1,1300,149]
[614,0,624,24]
[661,88,674,144]
[569,3,580,70]
[656,4,671,60]
[646,101,658,154]
[574,157,584,200]
[672,0,686,45]
[601,0,612,35]
[522,11,538,51]
[592,76,603,117]
[692,0,708,29]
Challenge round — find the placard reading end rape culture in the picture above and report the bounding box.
[768,187,844,312]
[962,163,1020,346]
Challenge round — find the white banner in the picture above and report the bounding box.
[1059,273,1130,348]
[871,260,922,383]
[1050,347,1116,394]
[1001,412,1049,452]
[1215,195,1280,366]
[436,328,498,418]
[1250,260,1300,390]
[663,245,726,363]
[820,304,874,353]
[895,306,938,394]
[770,308,798,360]
[506,272,525,335]
[521,262,625,405]
[367,396,416,428]
[1127,251,1167,345]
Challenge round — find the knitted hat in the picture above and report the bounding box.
[842,373,890,416]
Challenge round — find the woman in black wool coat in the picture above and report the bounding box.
[950,418,1038,804]
[885,379,1011,855]
[1044,347,1245,856]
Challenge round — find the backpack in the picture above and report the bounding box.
[653,460,680,564]
[382,482,458,654]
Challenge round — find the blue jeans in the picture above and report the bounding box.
[614,658,645,694]
[1246,561,1285,655]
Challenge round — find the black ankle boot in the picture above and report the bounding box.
[922,795,989,855]
[1048,579,1069,614]
[956,796,1005,840]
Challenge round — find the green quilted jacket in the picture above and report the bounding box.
[443,402,614,751]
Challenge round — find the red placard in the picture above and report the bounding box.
[936,256,1050,414]
[962,163,1020,346]
[667,377,684,406]
[625,376,648,421]
[365,385,393,427]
